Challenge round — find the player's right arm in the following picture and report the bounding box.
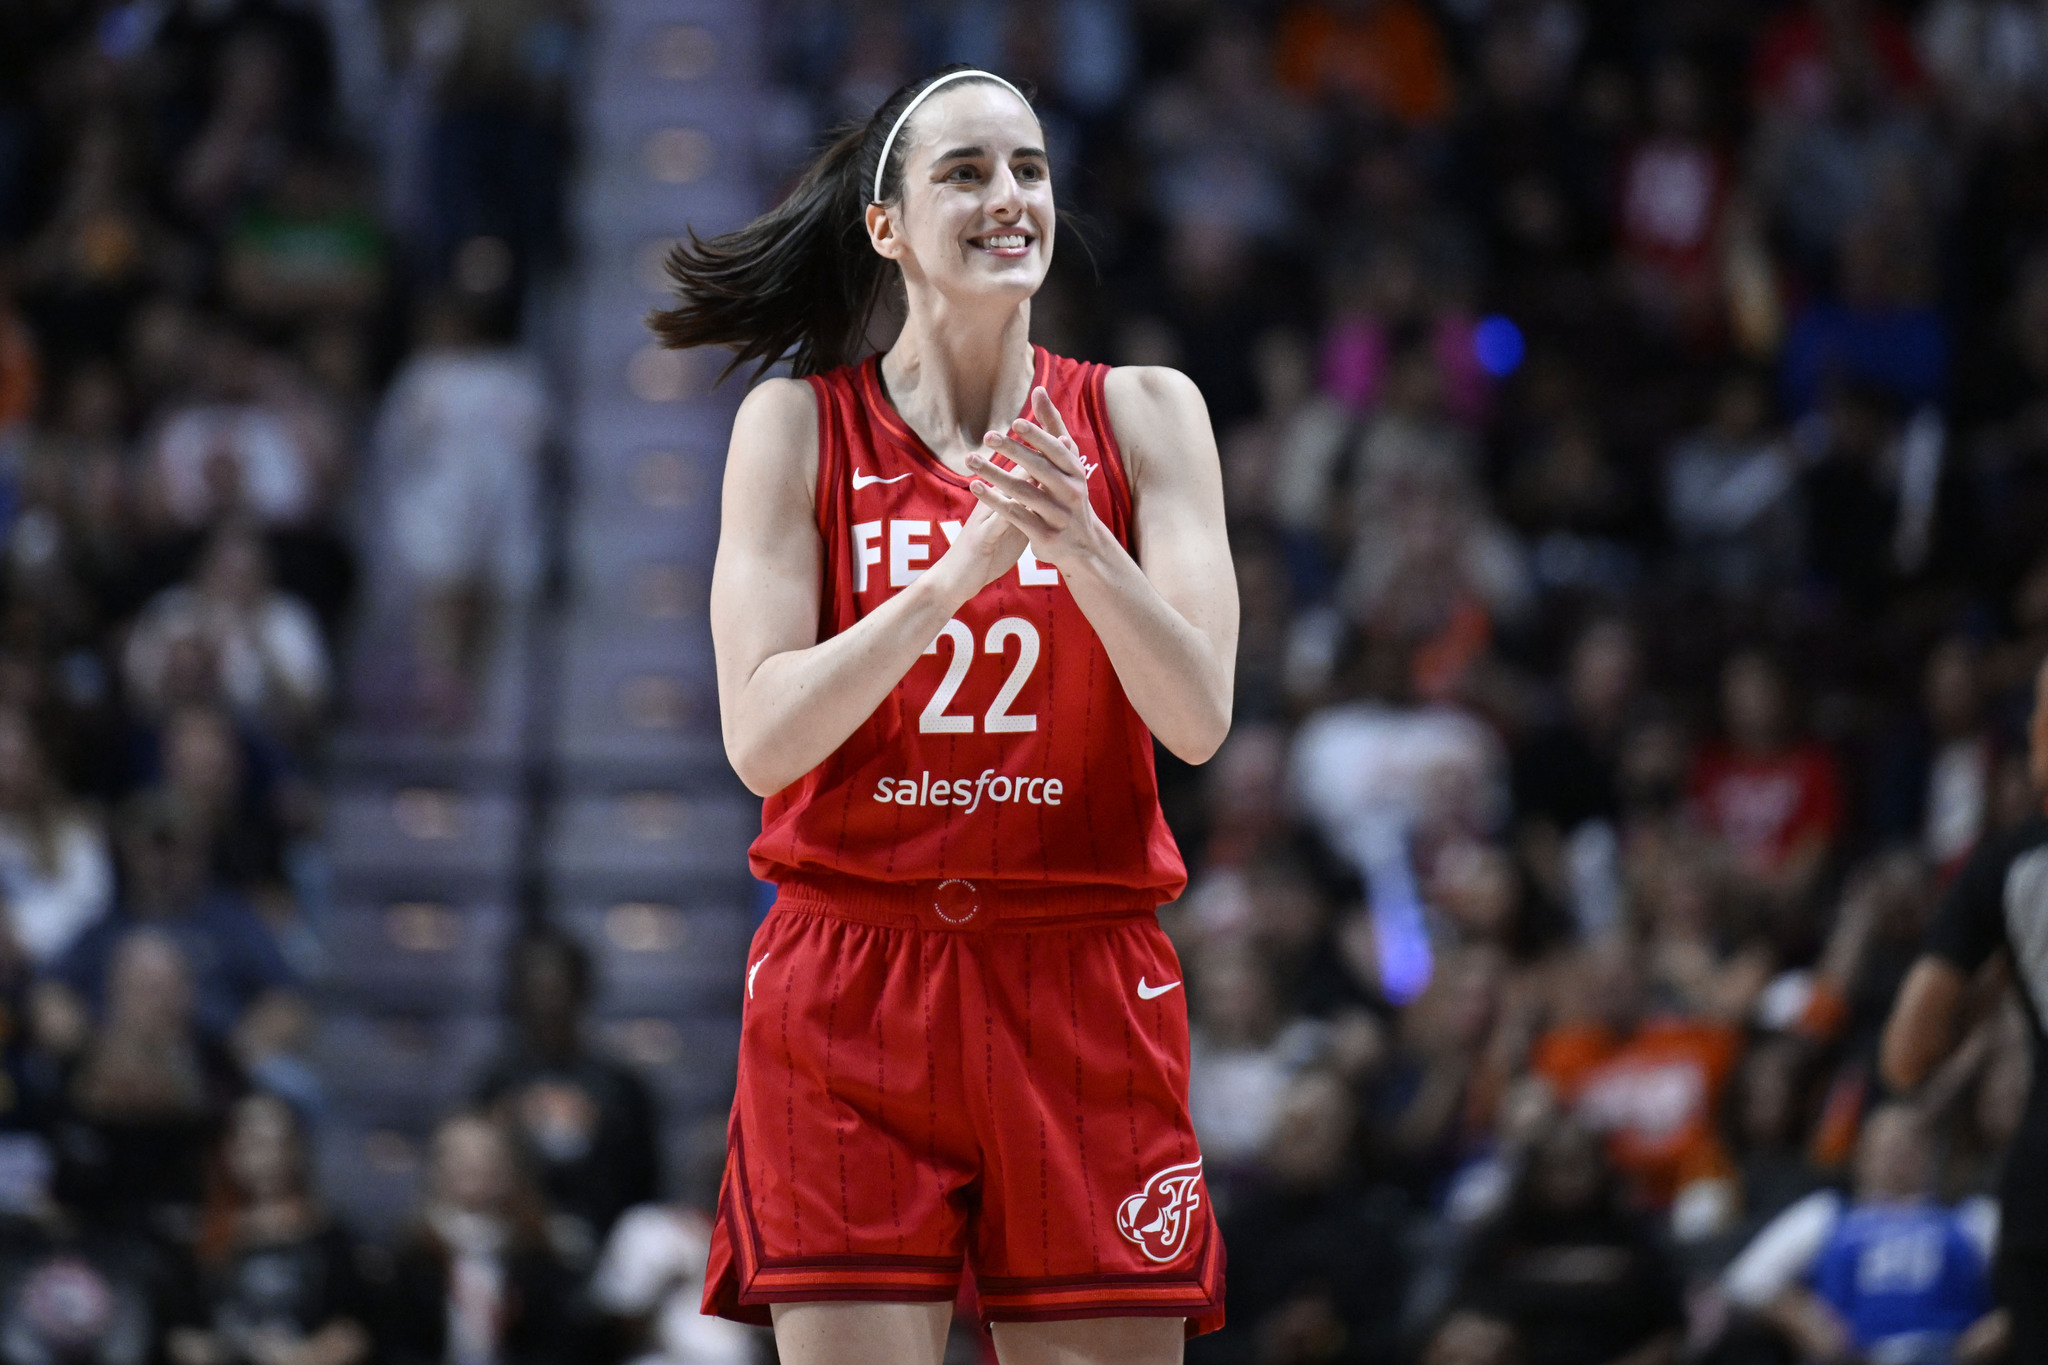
[711,379,1027,797]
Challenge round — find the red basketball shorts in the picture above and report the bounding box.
[703,876,1225,1335]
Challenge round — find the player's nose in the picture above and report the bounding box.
[985,163,1026,217]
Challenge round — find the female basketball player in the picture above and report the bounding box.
[650,67,1237,1365]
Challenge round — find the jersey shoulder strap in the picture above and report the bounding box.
[803,362,868,529]
[1040,352,1137,546]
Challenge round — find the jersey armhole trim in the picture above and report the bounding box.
[803,372,838,540]
[1088,363,1137,541]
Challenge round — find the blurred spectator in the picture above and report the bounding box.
[1137,21,1314,243]
[1504,410,1645,598]
[1449,9,1607,320]
[1689,649,1844,918]
[1456,1118,1686,1365]
[0,1170,198,1365]
[1337,349,1529,647]
[124,525,331,740]
[221,146,387,328]
[1779,214,1949,417]
[1794,384,1956,608]
[1616,57,1734,341]
[169,1094,372,1365]
[1511,619,1638,934]
[144,327,339,535]
[0,269,38,436]
[15,113,194,365]
[1966,251,2048,590]
[1274,0,1453,128]
[590,1203,756,1365]
[1662,371,1801,602]
[1379,944,1512,1189]
[1727,1038,1831,1230]
[1295,638,1507,849]
[422,0,584,283]
[1422,1311,1522,1365]
[0,707,112,969]
[379,1113,586,1365]
[1190,1070,1409,1365]
[1874,637,2003,872]
[176,26,302,231]
[1919,0,2048,127]
[367,290,545,726]
[1226,329,1341,538]
[1293,636,1508,1001]
[1774,851,1936,1065]
[50,795,296,1044]
[150,704,291,903]
[1752,0,1928,122]
[5,0,2048,1356]
[471,930,660,1259]
[54,931,246,1233]
[1631,831,1775,1028]
[1722,1104,2007,1363]
[1187,946,1325,1171]
[1530,942,1741,1224]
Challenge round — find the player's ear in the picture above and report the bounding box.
[866,202,905,262]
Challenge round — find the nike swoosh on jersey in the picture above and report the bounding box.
[1136,978,1181,1000]
[748,953,770,999]
[853,468,913,488]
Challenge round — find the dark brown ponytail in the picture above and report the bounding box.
[647,66,1024,380]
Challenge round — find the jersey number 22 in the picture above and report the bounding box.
[921,618,1039,735]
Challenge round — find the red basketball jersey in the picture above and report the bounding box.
[748,347,1187,902]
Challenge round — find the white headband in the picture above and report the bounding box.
[872,70,1031,205]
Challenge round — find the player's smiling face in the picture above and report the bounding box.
[874,83,1053,303]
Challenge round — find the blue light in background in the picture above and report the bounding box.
[1474,315,1525,377]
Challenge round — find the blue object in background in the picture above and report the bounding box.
[1473,315,1525,378]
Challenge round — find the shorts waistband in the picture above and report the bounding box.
[771,874,1158,931]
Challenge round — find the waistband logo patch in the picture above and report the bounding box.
[1116,1159,1204,1263]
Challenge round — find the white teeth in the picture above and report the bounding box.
[980,235,1026,249]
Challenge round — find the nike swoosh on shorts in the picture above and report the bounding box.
[1136,978,1181,1000]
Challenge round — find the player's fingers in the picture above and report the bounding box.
[1032,385,1072,442]
[969,480,1055,539]
[1006,419,1083,478]
[981,434,1073,496]
[966,456,1065,521]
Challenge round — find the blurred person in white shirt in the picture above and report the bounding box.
[591,1203,757,1365]
[367,288,545,724]
[0,707,110,967]
[125,523,330,738]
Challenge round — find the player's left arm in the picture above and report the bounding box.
[966,367,1237,763]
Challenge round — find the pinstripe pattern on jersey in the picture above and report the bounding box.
[746,348,1185,904]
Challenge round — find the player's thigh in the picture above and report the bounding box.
[990,1316,1185,1365]
[771,1301,952,1365]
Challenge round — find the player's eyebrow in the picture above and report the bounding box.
[933,145,1048,163]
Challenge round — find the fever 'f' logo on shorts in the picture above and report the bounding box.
[1115,1159,1204,1263]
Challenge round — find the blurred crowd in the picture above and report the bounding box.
[8,0,2048,1362]
[764,0,2048,1361]
[0,2,759,1365]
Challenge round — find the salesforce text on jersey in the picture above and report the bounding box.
[875,770,1064,812]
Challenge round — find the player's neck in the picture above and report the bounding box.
[881,298,1034,471]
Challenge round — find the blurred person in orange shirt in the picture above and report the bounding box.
[1531,940,1741,1228]
[1275,0,1454,128]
